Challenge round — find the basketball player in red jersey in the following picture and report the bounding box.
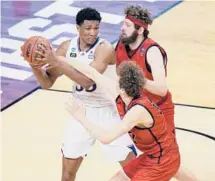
[115,5,175,136]
[62,60,181,181]
[114,5,197,181]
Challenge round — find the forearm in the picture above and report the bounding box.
[79,118,114,144]
[56,57,94,88]
[56,56,118,99]
[30,66,54,89]
[144,79,168,96]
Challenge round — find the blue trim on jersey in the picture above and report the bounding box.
[77,37,100,52]
[128,145,137,156]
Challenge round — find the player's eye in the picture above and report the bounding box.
[126,23,132,27]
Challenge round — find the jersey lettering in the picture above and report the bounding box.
[75,83,97,92]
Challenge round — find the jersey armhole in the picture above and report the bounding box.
[129,103,155,130]
[145,45,167,73]
[115,95,124,105]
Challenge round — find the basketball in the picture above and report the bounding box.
[21,36,52,67]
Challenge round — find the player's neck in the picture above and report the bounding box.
[79,41,91,52]
[128,36,144,50]
[123,96,133,107]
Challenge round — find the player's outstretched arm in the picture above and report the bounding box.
[57,55,119,100]
[36,41,119,99]
[35,41,97,89]
[36,41,117,92]
[66,96,153,144]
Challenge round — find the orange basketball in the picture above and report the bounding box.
[21,36,52,67]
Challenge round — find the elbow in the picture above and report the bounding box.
[81,80,95,90]
[151,85,168,97]
[100,137,112,144]
[40,81,54,89]
[158,87,168,97]
[40,84,51,89]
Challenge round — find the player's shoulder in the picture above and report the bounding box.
[95,39,115,54]
[58,36,79,49]
[147,46,161,54]
[146,46,164,64]
[97,39,113,49]
[56,39,72,56]
[94,39,116,64]
[59,39,71,48]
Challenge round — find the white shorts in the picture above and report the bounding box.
[61,105,134,161]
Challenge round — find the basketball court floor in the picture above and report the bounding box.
[1,1,215,181]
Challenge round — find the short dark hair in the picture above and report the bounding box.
[118,62,146,98]
[124,5,153,38]
[76,7,102,25]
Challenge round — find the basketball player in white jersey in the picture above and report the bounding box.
[24,7,136,181]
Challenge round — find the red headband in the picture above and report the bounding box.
[125,15,148,29]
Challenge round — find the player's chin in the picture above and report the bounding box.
[87,39,96,45]
[119,35,127,41]
[88,36,98,42]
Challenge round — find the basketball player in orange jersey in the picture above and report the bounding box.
[114,5,197,181]
[22,7,136,181]
[58,59,181,181]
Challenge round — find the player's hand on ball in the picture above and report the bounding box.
[35,44,58,67]
[20,46,43,69]
[65,95,86,122]
[21,36,51,68]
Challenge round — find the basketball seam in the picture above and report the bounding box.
[23,38,32,60]
[31,36,40,63]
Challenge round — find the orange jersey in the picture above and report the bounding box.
[115,38,174,112]
[116,96,178,164]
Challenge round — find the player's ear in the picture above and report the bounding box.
[138,27,144,35]
[76,25,80,33]
[119,88,126,96]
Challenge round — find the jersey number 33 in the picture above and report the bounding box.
[76,83,97,92]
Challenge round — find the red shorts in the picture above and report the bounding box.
[123,149,180,181]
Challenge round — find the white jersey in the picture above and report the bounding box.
[66,36,117,107]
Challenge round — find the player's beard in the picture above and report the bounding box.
[120,30,138,45]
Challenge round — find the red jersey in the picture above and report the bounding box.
[116,96,177,164]
[115,38,174,114]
